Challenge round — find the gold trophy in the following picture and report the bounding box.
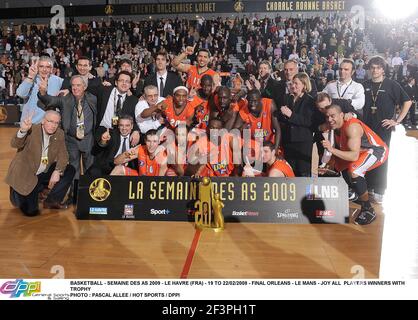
[194,177,225,232]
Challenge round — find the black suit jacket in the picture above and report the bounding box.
[91,128,137,175]
[143,71,183,97]
[96,86,139,131]
[260,77,281,108]
[280,93,315,145]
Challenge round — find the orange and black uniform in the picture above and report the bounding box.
[187,66,217,89]
[192,135,234,177]
[239,98,275,143]
[163,96,195,130]
[334,118,388,177]
[125,145,165,176]
[190,95,210,129]
[267,159,295,177]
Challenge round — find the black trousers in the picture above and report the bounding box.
[365,128,392,195]
[283,141,313,177]
[10,163,75,217]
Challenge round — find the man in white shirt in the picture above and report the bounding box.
[391,52,403,80]
[135,85,165,134]
[323,59,365,112]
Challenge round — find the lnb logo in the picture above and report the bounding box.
[150,209,172,215]
[305,184,339,200]
[0,279,41,298]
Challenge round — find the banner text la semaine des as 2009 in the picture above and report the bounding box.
[77,176,349,224]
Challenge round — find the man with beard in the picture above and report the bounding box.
[172,46,218,89]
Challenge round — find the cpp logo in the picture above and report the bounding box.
[0,280,41,298]
[150,209,172,215]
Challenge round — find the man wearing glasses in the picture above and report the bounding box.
[362,56,412,203]
[96,71,141,147]
[6,110,75,216]
[16,55,63,124]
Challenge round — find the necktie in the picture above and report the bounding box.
[121,137,127,153]
[116,94,122,116]
[76,99,84,140]
[260,79,266,90]
[159,77,164,97]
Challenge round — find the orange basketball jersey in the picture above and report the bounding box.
[239,98,275,143]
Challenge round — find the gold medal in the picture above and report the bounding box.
[371,105,377,114]
[112,116,119,126]
[41,156,48,166]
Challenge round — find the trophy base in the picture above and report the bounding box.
[195,224,225,232]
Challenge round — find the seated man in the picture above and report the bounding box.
[6,110,75,216]
[88,115,138,176]
[321,104,388,225]
[243,141,295,177]
[111,129,167,176]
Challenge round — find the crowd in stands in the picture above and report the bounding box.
[0,14,374,101]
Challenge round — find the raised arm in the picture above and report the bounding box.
[171,45,195,73]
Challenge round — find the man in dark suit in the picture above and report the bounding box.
[38,75,97,179]
[96,71,141,147]
[88,115,138,177]
[104,59,142,97]
[143,51,183,97]
[6,110,75,216]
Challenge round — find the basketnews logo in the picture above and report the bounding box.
[0,279,41,298]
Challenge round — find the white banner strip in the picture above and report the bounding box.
[0,279,417,300]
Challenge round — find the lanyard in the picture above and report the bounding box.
[336,80,352,98]
[371,80,383,114]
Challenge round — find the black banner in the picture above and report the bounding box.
[76,176,349,224]
[0,1,369,19]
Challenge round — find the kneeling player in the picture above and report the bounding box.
[321,105,388,225]
[243,141,295,177]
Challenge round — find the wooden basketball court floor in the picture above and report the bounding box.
[0,126,417,279]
